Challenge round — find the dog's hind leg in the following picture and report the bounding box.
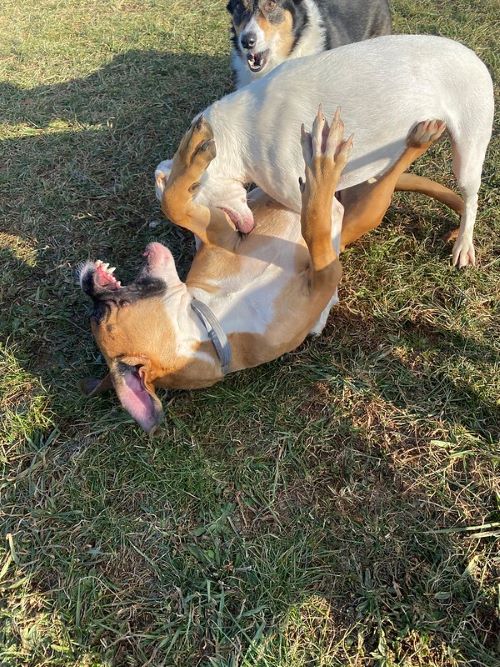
[339,120,447,249]
[394,173,463,216]
[446,76,494,268]
[449,136,491,267]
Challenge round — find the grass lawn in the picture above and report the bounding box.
[0,0,499,665]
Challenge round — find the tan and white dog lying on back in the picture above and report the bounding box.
[156,34,494,267]
[81,111,456,433]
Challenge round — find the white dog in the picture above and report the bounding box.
[157,35,494,267]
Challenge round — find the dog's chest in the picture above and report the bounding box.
[195,247,299,338]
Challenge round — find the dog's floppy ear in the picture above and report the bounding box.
[81,359,164,434]
[80,373,113,397]
[110,358,164,435]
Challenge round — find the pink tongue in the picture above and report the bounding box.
[220,206,255,234]
[114,367,161,434]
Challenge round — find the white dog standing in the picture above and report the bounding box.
[157,35,494,267]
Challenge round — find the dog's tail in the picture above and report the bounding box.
[395,173,464,215]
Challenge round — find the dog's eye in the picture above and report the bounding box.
[264,0,277,11]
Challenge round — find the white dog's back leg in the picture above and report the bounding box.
[449,121,492,267]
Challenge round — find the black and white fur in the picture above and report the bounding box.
[228,0,392,88]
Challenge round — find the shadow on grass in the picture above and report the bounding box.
[1,49,499,667]
[0,48,232,426]
[329,309,500,442]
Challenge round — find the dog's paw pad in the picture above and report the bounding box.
[408,119,446,147]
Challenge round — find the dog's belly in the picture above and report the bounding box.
[253,113,413,212]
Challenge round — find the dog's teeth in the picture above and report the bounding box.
[95,260,102,267]
[102,262,109,271]
[109,267,116,274]
[116,281,122,287]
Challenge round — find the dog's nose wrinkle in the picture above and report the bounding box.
[241,33,256,49]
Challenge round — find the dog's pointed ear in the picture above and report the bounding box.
[111,359,164,435]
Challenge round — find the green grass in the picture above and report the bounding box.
[0,1,499,665]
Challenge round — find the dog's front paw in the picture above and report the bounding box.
[155,159,174,201]
[300,106,353,194]
[177,115,215,167]
[452,235,476,268]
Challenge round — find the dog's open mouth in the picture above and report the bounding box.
[246,50,270,73]
[93,260,122,289]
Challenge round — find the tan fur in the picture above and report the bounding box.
[97,120,456,379]
[91,297,179,378]
[186,197,305,288]
[160,120,238,249]
[339,120,460,249]
[155,341,222,390]
[92,298,223,392]
[256,9,295,59]
[394,173,464,215]
[86,117,461,432]
[231,3,294,59]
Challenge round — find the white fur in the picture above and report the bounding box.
[200,196,342,338]
[149,191,341,346]
[190,255,290,337]
[155,161,343,337]
[240,17,267,54]
[162,35,493,268]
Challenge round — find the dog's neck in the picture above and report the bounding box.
[146,287,224,390]
[155,276,273,388]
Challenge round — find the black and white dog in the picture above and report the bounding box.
[227,0,392,88]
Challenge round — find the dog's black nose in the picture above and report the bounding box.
[241,32,256,50]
